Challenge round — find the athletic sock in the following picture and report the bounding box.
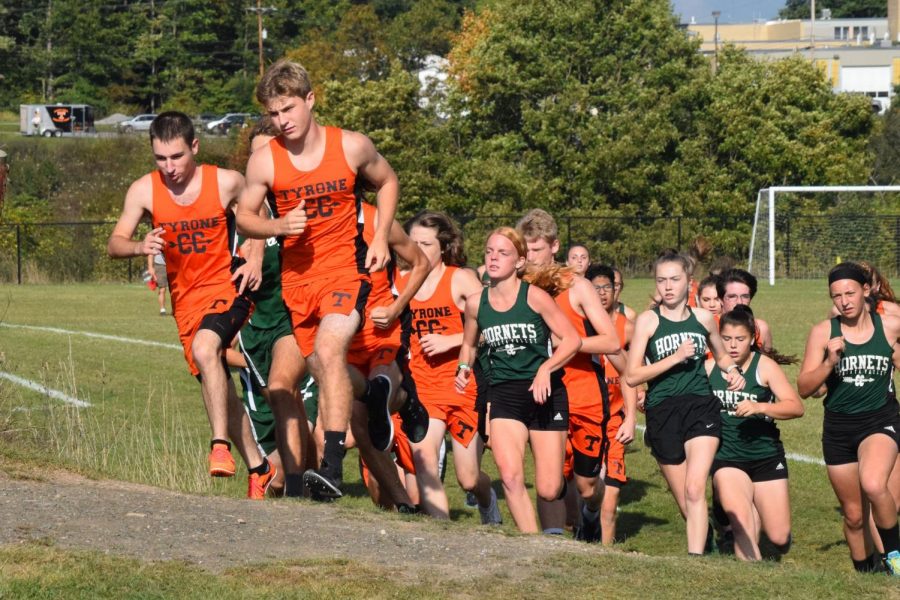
[284,473,304,497]
[876,523,900,554]
[210,439,231,451]
[772,534,792,555]
[248,458,270,476]
[853,555,876,573]
[323,431,347,480]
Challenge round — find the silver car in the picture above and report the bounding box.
[118,114,157,134]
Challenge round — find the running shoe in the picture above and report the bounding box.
[303,468,343,501]
[159,308,167,316]
[478,488,503,525]
[885,550,900,576]
[247,465,277,500]
[575,514,601,543]
[366,375,394,452]
[464,491,478,509]
[397,503,421,515]
[398,394,429,444]
[208,443,235,477]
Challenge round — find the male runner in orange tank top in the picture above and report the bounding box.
[517,209,624,541]
[587,263,639,545]
[107,112,274,498]
[237,60,399,500]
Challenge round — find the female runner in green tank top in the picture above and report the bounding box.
[798,262,900,575]
[456,227,581,533]
[705,306,803,561]
[626,250,745,555]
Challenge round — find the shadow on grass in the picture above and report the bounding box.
[616,510,669,539]
[617,477,656,507]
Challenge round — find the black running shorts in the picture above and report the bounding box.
[822,399,900,466]
[645,394,721,465]
[711,453,789,482]
[489,375,569,431]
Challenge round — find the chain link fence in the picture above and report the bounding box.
[1,213,897,283]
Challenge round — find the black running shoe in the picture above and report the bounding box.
[397,503,421,515]
[303,468,343,501]
[398,393,429,444]
[366,375,394,452]
[575,515,601,543]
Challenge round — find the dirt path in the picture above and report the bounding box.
[0,469,603,577]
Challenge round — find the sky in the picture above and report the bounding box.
[671,0,789,24]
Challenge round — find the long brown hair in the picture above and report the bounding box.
[404,210,467,267]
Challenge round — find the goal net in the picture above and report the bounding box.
[748,186,900,285]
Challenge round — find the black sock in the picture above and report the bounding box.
[853,554,875,573]
[284,473,304,497]
[772,534,792,555]
[248,458,270,476]
[323,431,347,479]
[210,439,231,450]
[876,523,900,554]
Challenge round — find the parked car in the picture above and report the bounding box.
[118,114,157,134]
[194,113,218,127]
[207,113,252,135]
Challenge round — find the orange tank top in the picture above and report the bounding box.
[151,165,236,318]
[687,279,699,308]
[401,266,476,407]
[556,288,604,412]
[268,126,366,288]
[360,203,393,310]
[602,311,629,415]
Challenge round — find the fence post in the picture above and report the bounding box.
[16,224,22,285]
[785,214,791,278]
[128,257,133,283]
[895,216,900,277]
[677,216,682,249]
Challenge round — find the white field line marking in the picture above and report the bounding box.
[634,424,826,467]
[1,322,181,351]
[0,371,90,407]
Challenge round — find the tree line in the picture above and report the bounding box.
[2,0,900,271]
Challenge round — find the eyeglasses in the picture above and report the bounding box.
[594,284,614,292]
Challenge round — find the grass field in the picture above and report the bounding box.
[0,279,898,597]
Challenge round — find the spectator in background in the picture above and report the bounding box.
[147,253,169,315]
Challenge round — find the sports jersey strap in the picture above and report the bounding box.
[829,316,841,339]
[872,312,889,346]
[323,126,354,173]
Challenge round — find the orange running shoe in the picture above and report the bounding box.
[247,465,277,500]
[208,443,236,477]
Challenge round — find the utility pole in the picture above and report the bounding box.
[44,0,53,101]
[811,0,816,54]
[246,2,277,76]
[712,11,721,75]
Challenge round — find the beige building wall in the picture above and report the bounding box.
[890,0,900,42]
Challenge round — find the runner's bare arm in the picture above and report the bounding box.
[528,285,582,403]
[107,176,163,258]
[236,147,306,239]
[455,295,481,393]
[573,276,620,356]
[370,220,428,329]
[420,267,482,356]
[345,131,398,273]
[736,356,804,419]
[797,320,837,398]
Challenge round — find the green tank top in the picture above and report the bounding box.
[476,269,492,373]
[711,352,782,461]
[824,313,896,414]
[477,281,551,383]
[644,306,712,408]
[236,232,288,329]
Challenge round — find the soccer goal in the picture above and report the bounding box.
[748,186,900,285]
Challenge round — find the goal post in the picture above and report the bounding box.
[748,185,900,285]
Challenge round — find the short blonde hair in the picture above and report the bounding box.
[256,60,313,106]
[516,208,558,243]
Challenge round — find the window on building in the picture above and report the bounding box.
[859,26,869,38]
[834,26,849,40]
